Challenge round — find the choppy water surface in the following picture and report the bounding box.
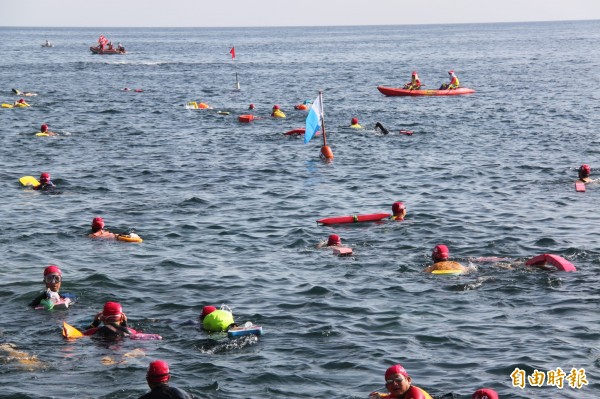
[1,21,600,399]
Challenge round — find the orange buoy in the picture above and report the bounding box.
[294,104,308,110]
[321,145,334,159]
[238,114,254,123]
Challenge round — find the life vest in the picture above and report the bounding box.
[449,76,459,88]
[202,309,235,332]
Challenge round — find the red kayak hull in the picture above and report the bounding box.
[377,86,475,96]
[317,213,391,225]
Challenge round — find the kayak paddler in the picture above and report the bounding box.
[403,71,422,90]
[439,70,460,90]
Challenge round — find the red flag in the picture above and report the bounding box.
[230,47,235,59]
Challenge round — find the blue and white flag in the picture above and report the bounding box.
[304,94,322,144]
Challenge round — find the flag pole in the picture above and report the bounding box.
[230,46,240,90]
[319,91,334,159]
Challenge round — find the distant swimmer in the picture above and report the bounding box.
[390,201,406,221]
[271,104,286,118]
[29,265,72,309]
[248,103,255,110]
[576,164,593,184]
[14,98,30,107]
[33,172,56,191]
[38,124,57,136]
[316,234,343,248]
[439,70,460,90]
[139,360,197,399]
[403,71,422,90]
[369,364,433,399]
[12,88,37,96]
[84,301,132,338]
[200,305,236,332]
[88,216,117,240]
[472,388,499,399]
[350,117,363,129]
[374,122,390,135]
[423,244,470,274]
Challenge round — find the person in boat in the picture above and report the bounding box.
[403,71,422,90]
[45,40,51,46]
[84,301,131,338]
[88,216,117,240]
[439,70,460,90]
[199,305,236,332]
[139,360,197,399]
[12,88,36,96]
[271,105,286,118]
[577,164,593,183]
[117,42,125,52]
[472,388,499,399]
[14,98,30,107]
[29,265,69,309]
[390,201,406,221]
[38,124,57,136]
[350,117,363,129]
[423,244,469,274]
[369,364,433,399]
[33,172,55,191]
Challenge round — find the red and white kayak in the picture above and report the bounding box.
[90,46,126,55]
[377,86,475,97]
[317,213,391,225]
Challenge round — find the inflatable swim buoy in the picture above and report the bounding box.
[271,109,286,118]
[525,254,576,272]
[238,114,255,123]
[186,102,198,109]
[2,103,13,108]
[317,213,391,225]
[350,123,362,129]
[218,111,230,115]
[294,104,309,110]
[116,233,143,243]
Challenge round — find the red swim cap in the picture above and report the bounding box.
[273,105,280,110]
[392,202,406,214]
[102,302,123,323]
[92,217,104,231]
[44,265,62,276]
[146,360,170,383]
[18,98,25,103]
[472,388,499,399]
[351,117,359,125]
[40,172,50,183]
[201,305,217,319]
[432,244,449,261]
[385,364,409,380]
[327,234,342,246]
[249,103,255,110]
[579,164,591,178]
[41,124,48,132]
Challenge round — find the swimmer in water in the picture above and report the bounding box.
[29,265,70,309]
[84,301,131,338]
[350,117,363,129]
[576,164,593,184]
[423,244,469,274]
[88,217,117,240]
[472,388,499,399]
[33,172,56,192]
[369,364,433,399]
[38,124,57,136]
[390,202,406,221]
[138,360,197,399]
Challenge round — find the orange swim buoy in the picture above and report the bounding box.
[238,114,255,123]
[321,145,334,159]
[294,104,308,110]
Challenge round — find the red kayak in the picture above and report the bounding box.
[377,86,475,96]
[317,213,391,225]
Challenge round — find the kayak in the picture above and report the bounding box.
[317,213,391,225]
[377,86,475,96]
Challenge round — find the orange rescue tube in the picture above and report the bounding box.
[238,114,255,123]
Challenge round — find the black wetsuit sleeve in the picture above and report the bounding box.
[29,292,46,307]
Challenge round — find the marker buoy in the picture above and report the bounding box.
[238,114,254,123]
[321,145,334,159]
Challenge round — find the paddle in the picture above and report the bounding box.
[62,322,84,339]
[19,176,39,186]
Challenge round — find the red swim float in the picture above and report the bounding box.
[238,114,255,123]
[317,213,391,225]
[525,254,576,272]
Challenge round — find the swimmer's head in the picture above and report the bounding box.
[44,265,62,276]
[579,164,591,179]
[18,98,25,103]
[448,70,455,76]
[91,217,105,232]
[472,388,499,399]
[41,124,48,132]
[102,301,124,323]
[200,305,217,320]
[351,117,359,125]
[327,234,342,247]
[385,364,409,380]
[146,360,170,384]
[432,244,449,262]
[249,103,255,110]
[272,105,280,110]
[392,202,406,215]
[39,172,50,183]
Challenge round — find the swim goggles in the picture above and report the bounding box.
[385,377,405,385]
[44,274,62,284]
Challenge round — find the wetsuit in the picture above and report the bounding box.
[33,182,55,192]
[375,122,390,135]
[138,384,196,399]
[85,324,132,338]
